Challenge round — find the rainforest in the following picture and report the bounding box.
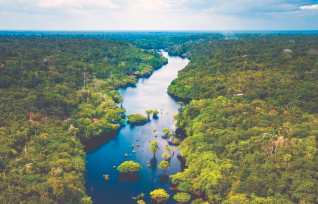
[1,32,318,204]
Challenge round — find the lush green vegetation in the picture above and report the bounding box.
[173,192,191,204]
[168,35,318,114]
[153,110,159,115]
[2,32,318,204]
[127,113,147,123]
[145,110,152,117]
[137,200,146,204]
[149,189,170,203]
[158,161,170,175]
[0,122,91,203]
[150,141,159,156]
[172,139,180,145]
[132,34,224,50]
[161,128,170,135]
[0,36,167,203]
[164,146,172,154]
[161,153,170,160]
[116,161,142,173]
[169,34,318,203]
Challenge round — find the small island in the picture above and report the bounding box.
[117,161,142,173]
[127,113,147,124]
[150,189,170,203]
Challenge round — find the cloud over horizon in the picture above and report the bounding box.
[0,0,317,30]
[300,4,318,9]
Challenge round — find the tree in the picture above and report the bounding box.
[137,200,146,204]
[164,146,171,154]
[161,128,170,135]
[178,101,184,108]
[150,189,170,203]
[190,199,209,204]
[172,139,180,145]
[173,192,191,204]
[162,153,170,160]
[223,194,249,204]
[150,141,159,156]
[145,110,152,118]
[153,110,159,115]
[158,161,170,175]
[68,124,79,138]
[117,161,142,173]
[80,197,93,204]
[119,98,124,107]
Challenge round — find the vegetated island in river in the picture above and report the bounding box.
[127,113,148,125]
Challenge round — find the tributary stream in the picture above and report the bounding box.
[85,50,190,204]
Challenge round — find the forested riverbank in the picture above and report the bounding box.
[84,50,190,204]
[0,37,167,203]
[1,32,318,204]
[163,34,318,203]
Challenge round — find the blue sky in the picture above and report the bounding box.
[0,0,317,30]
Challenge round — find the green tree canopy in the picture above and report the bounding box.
[150,189,170,203]
[161,153,171,160]
[164,146,171,153]
[172,139,180,145]
[161,128,170,135]
[173,192,191,204]
[127,113,147,123]
[145,110,153,115]
[117,161,142,173]
[158,161,170,175]
[150,140,159,156]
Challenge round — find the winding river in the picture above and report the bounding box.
[85,50,190,204]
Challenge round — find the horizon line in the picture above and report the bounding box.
[0,29,318,31]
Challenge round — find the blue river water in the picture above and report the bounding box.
[85,50,190,204]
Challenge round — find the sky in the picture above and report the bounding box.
[0,0,317,30]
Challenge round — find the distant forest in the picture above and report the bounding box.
[1,32,318,203]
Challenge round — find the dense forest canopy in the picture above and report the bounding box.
[1,32,318,204]
[163,34,318,203]
[168,34,318,114]
[0,31,215,40]
[0,36,167,203]
[131,34,224,50]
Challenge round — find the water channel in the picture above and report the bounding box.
[85,50,190,204]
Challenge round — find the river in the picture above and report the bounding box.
[85,50,190,204]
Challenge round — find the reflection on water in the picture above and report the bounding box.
[118,173,142,182]
[85,50,190,204]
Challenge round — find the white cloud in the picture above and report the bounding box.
[300,4,318,10]
[0,0,317,30]
[36,0,120,9]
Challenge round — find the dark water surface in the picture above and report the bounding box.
[85,50,190,204]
